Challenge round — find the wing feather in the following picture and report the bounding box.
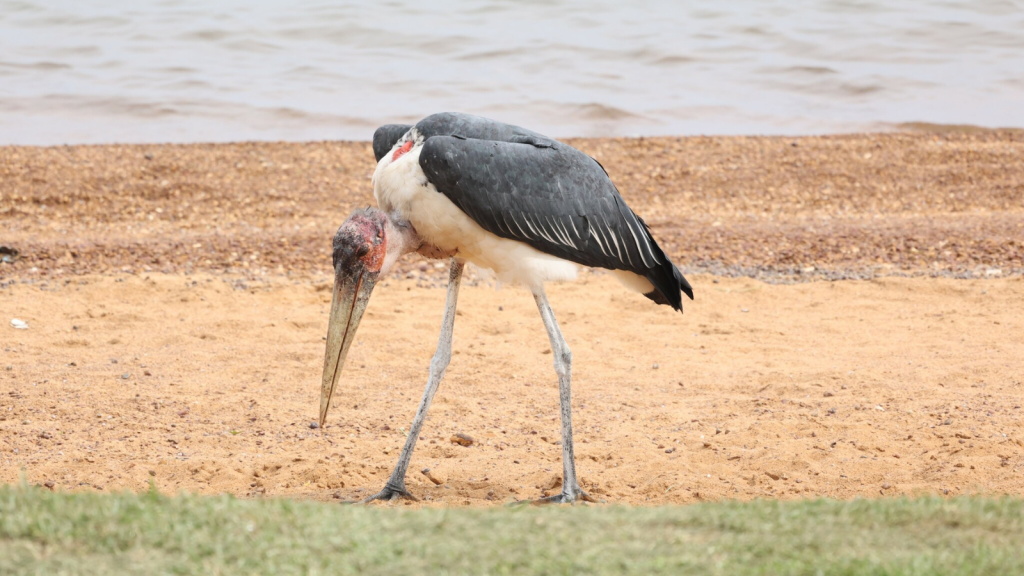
[410,112,692,310]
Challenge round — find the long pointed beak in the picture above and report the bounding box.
[320,268,377,427]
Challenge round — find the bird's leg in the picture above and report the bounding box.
[361,258,464,503]
[531,287,597,504]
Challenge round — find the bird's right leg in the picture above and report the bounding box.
[530,286,598,504]
[361,259,464,503]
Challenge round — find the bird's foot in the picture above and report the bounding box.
[357,483,419,504]
[531,486,602,505]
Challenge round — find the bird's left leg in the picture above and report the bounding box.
[532,287,598,504]
[361,259,464,503]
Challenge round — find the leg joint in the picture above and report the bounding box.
[553,348,572,377]
[429,351,451,380]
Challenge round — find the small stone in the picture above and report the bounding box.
[823,391,834,397]
[451,433,474,446]
[881,483,891,489]
[421,468,445,485]
[10,319,28,329]
[765,472,781,481]
[148,470,156,476]
[44,481,55,489]
[652,363,659,370]
[309,422,319,429]
[121,373,130,379]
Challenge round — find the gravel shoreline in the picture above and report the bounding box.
[2,130,1022,282]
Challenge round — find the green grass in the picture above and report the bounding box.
[2,485,1022,576]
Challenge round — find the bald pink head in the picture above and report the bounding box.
[332,208,389,277]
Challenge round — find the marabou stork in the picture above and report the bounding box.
[321,112,693,503]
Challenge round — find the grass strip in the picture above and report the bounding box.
[2,485,1022,575]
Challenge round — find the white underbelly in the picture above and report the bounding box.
[373,146,578,288]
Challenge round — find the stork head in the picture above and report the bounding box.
[319,208,389,427]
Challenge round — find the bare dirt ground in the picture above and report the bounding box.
[2,129,1023,506]
[2,273,1023,505]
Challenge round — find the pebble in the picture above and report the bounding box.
[421,468,446,485]
[10,318,28,329]
[451,433,474,446]
[121,373,130,379]
[309,422,319,429]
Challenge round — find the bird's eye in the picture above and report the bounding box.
[356,244,370,258]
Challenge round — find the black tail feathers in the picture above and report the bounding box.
[643,260,693,313]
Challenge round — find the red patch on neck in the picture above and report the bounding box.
[392,140,414,161]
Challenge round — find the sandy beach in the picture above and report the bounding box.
[2,130,1023,505]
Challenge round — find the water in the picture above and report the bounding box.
[2,0,1022,145]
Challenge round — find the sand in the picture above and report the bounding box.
[2,273,1023,505]
[3,130,1022,281]
[2,129,1023,505]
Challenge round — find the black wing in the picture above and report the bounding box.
[372,124,413,162]
[413,113,692,311]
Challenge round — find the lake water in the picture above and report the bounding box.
[2,0,1022,145]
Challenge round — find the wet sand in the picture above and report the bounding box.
[2,130,1023,282]
[2,130,1023,505]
